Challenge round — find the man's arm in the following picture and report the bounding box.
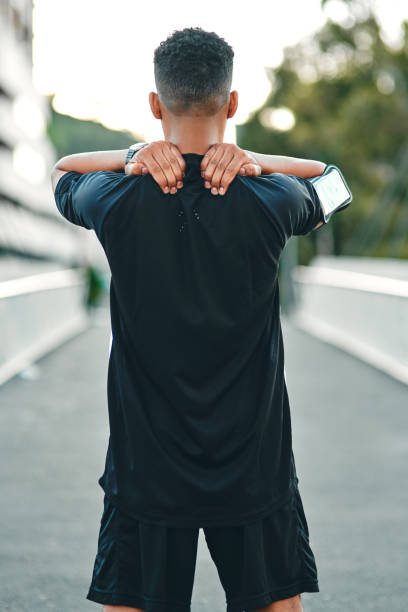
[200,143,326,192]
[51,142,186,195]
[51,142,325,233]
[51,149,129,193]
[245,152,326,179]
[200,144,326,230]
[244,151,326,230]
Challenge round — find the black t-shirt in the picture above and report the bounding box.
[54,153,324,527]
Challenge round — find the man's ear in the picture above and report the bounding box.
[227,90,238,119]
[149,92,162,119]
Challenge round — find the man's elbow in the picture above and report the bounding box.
[296,160,327,179]
[51,165,67,193]
[313,220,324,231]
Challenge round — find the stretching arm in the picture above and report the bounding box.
[245,151,326,178]
[51,142,186,195]
[51,149,129,193]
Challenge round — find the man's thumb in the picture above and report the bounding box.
[239,163,261,176]
[125,161,147,176]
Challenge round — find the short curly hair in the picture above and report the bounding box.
[153,27,234,117]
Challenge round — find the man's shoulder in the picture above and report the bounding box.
[234,172,303,202]
[239,172,304,189]
[82,171,147,203]
[56,169,133,194]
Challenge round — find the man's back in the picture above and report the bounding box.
[51,26,329,610]
[55,152,324,527]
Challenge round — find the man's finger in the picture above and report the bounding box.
[202,146,224,188]
[159,142,184,185]
[168,143,186,182]
[239,163,262,177]
[140,150,170,193]
[200,145,218,177]
[125,161,146,176]
[132,141,184,193]
[216,153,249,195]
[209,149,235,194]
[151,148,178,193]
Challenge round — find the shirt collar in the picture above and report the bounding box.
[181,153,205,182]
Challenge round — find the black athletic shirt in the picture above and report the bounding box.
[54,153,325,527]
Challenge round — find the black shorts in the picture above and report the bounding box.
[86,487,319,612]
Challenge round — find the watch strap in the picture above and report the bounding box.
[125,142,148,165]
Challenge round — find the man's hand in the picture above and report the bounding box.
[200,144,261,196]
[125,140,186,195]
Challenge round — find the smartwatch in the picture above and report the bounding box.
[125,142,148,165]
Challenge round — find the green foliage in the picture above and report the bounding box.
[236,4,408,260]
[84,265,108,308]
[46,98,142,159]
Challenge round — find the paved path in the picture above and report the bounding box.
[0,308,407,611]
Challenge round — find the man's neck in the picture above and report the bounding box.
[162,119,225,155]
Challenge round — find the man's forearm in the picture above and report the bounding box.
[54,149,129,174]
[246,151,326,178]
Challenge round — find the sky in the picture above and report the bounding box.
[32,0,408,143]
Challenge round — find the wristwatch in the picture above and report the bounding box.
[125,142,148,165]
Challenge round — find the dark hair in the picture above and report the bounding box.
[153,27,234,116]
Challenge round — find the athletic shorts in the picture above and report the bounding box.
[86,486,319,612]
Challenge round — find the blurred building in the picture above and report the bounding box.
[0,0,102,264]
[0,0,98,385]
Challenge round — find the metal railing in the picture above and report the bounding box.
[0,267,89,385]
[290,257,408,386]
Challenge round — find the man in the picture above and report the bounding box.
[51,27,331,612]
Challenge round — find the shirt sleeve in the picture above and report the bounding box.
[269,173,325,241]
[53,170,132,238]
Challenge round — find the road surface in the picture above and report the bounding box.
[0,308,407,611]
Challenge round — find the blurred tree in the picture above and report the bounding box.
[84,265,108,309]
[236,0,408,261]
[46,98,143,159]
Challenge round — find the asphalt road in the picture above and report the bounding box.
[0,308,407,611]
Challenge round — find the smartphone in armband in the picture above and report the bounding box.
[307,165,352,223]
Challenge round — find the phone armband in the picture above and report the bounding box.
[308,164,352,223]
